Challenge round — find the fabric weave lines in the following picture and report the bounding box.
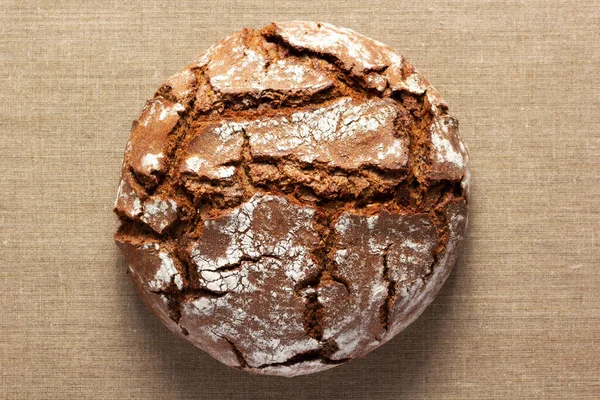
[0,1,598,398]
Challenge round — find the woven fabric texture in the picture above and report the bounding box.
[1,1,598,398]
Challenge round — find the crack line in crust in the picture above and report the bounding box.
[262,32,387,100]
[425,193,453,280]
[210,330,250,369]
[149,286,226,324]
[156,247,287,325]
[255,340,351,369]
[193,29,346,115]
[378,243,395,334]
[129,87,199,195]
[295,210,351,341]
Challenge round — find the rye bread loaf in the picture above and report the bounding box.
[114,21,470,377]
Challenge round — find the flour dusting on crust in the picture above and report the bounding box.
[196,29,335,98]
[428,114,468,183]
[246,97,407,170]
[180,96,408,177]
[267,21,429,94]
[319,211,439,360]
[180,194,324,368]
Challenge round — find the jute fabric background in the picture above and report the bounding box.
[1,1,598,398]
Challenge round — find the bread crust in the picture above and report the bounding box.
[114,21,469,377]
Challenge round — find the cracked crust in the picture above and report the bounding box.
[114,21,469,377]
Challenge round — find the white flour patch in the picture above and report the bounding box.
[184,156,206,173]
[334,214,352,235]
[425,87,448,115]
[189,296,223,317]
[398,73,427,94]
[139,198,178,232]
[377,139,404,161]
[402,239,426,251]
[202,267,253,293]
[461,167,471,193]
[334,249,348,265]
[371,281,388,302]
[141,153,164,172]
[366,215,378,230]
[132,198,142,217]
[114,179,127,208]
[214,122,245,142]
[159,107,171,121]
[216,166,236,179]
[149,251,183,291]
[142,198,177,218]
[431,133,463,168]
[368,237,383,254]
[430,118,464,168]
[190,194,317,293]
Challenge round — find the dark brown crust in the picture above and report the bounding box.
[113,21,469,377]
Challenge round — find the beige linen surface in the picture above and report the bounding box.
[1,1,599,399]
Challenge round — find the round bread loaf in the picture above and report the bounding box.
[114,21,470,377]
